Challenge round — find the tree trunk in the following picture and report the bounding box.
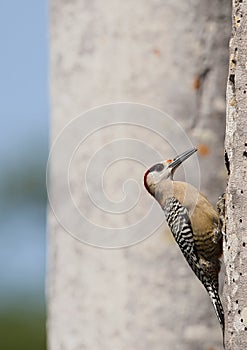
[49,1,230,349]
[224,1,247,349]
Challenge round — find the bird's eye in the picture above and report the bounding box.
[149,163,164,173]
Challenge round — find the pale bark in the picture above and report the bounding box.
[49,1,230,349]
[224,1,247,349]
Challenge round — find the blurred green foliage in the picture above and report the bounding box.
[0,309,46,350]
[0,143,47,349]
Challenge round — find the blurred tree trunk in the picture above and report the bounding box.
[49,1,230,349]
[224,1,247,349]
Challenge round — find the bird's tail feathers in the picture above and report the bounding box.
[206,282,225,333]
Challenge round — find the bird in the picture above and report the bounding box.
[144,147,224,336]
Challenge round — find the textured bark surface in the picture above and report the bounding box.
[49,1,231,349]
[224,1,247,349]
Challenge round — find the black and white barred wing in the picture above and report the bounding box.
[162,197,224,331]
[162,197,200,275]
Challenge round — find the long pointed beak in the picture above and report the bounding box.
[168,147,197,171]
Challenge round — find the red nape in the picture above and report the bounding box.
[143,169,152,195]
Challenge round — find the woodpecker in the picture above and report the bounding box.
[144,147,224,336]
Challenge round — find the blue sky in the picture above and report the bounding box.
[0,1,48,159]
[0,1,48,308]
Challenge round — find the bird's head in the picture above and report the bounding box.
[144,147,197,196]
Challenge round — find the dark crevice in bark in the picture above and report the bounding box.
[225,151,230,175]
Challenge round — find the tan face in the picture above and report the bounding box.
[144,160,172,195]
[144,147,197,196]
